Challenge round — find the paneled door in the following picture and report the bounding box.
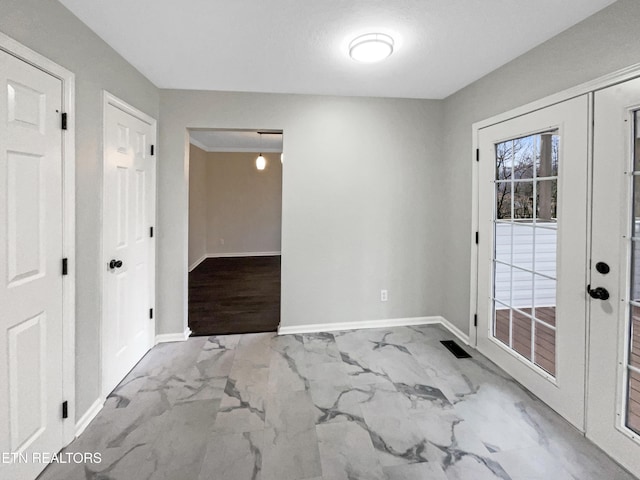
[0,50,65,478]
[477,96,589,429]
[588,76,640,474]
[102,96,156,396]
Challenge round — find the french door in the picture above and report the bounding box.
[477,95,590,430]
[477,81,640,475]
[588,76,640,474]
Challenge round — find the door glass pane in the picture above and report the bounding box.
[495,223,512,263]
[627,111,640,434]
[494,305,510,347]
[513,182,534,220]
[536,180,557,223]
[631,240,640,303]
[496,183,512,220]
[628,369,640,434]
[492,130,559,376]
[630,306,640,370]
[512,309,533,360]
[512,224,534,272]
[534,321,556,376]
[494,264,512,305]
[496,140,514,180]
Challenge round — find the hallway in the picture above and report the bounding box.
[189,256,281,335]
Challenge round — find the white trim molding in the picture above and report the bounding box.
[74,398,104,437]
[189,139,282,154]
[155,327,192,344]
[0,31,77,446]
[278,316,470,345]
[189,251,282,271]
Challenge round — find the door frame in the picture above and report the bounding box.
[100,91,157,399]
[0,32,76,444]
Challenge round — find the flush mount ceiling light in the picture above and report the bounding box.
[349,33,394,63]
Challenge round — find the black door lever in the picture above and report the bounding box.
[587,284,610,300]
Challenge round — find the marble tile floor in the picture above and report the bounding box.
[38,325,638,480]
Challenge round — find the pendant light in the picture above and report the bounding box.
[256,132,266,170]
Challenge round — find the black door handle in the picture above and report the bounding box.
[109,259,123,269]
[587,285,609,300]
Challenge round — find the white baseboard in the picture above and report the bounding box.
[439,317,470,345]
[278,315,470,345]
[189,251,281,271]
[155,327,191,344]
[210,251,281,258]
[189,254,208,272]
[75,397,104,437]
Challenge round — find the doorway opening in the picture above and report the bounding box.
[187,129,283,335]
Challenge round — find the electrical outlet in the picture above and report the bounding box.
[220,238,224,245]
[381,289,388,302]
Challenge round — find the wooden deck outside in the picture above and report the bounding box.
[495,306,640,434]
[495,306,556,376]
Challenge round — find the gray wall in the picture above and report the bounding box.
[441,0,640,334]
[0,0,159,421]
[204,152,282,257]
[188,144,208,267]
[159,91,445,334]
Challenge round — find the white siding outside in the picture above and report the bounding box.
[495,222,557,309]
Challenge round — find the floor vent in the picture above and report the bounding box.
[441,340,471,359]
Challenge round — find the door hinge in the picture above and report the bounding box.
[61,113,68,130]
[474,314,478,327]
[62,258,68,275]
[475,231,479,244]
[476,148,479,162]
[150,144,155,156]
[150,226,154,238]
[149,308,154,319]
[62,401,68,419]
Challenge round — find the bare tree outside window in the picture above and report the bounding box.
[495,134,558,221]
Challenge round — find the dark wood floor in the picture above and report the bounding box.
[188,256,281,335]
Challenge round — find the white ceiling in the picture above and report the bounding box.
[190,130,283,152]
[59,0,616,99]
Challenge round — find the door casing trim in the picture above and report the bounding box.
[0,32,76,444]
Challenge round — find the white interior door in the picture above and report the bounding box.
[477,95,589,429]
[588,76,640,475]
[0,50,65,479]
[103,97,156,396]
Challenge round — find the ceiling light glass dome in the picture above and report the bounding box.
[349,33,394,63]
